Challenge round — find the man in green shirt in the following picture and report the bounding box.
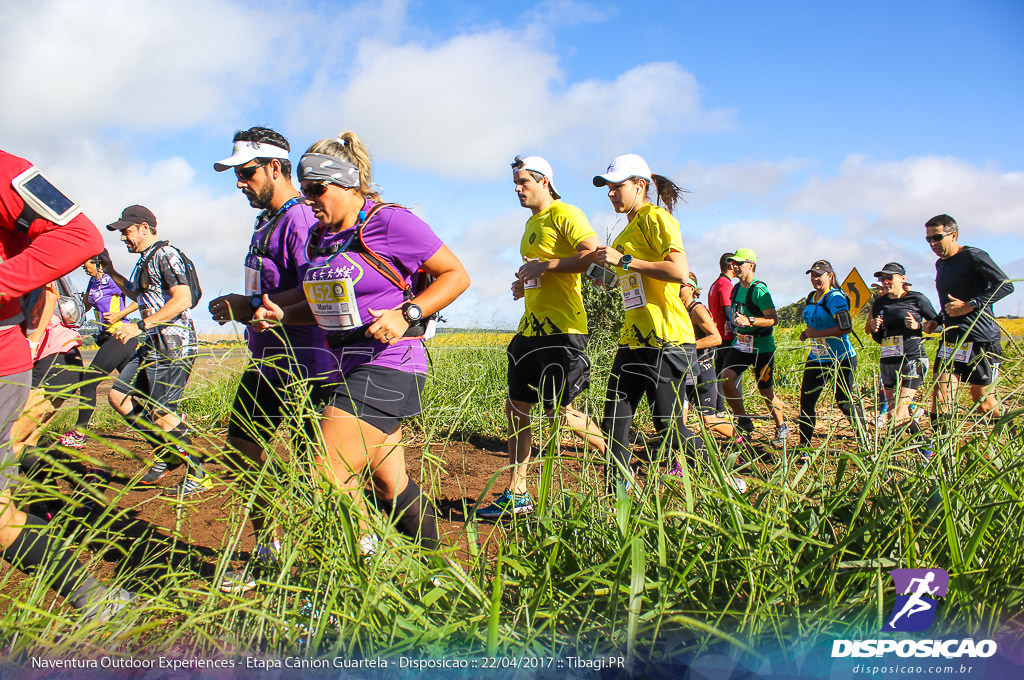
[718,248,790,447]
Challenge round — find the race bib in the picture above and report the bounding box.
[735,334,754,353]
[303,274,361,331]
[937,342,972,362]
[244,264,261,296]
[880,335,904,359]
[809,337,829,359]
[619,272,646,310]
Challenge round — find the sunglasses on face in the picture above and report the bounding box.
[925,233,949,244]
[234,160,269,181]
[301,181,331,198]
[877,275,894,282]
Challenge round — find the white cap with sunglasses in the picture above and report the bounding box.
[515,156,561,200]
[214,141,290,172]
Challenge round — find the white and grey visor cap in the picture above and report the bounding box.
[593,154,653,187]
[516,156,560,200]
[298,153,361,188]
[214,140,290,171]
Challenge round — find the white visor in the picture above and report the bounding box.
[214,140,290,171]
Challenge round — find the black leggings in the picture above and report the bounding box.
[602,345,705,480]
[75,334,138,429]
[797,357,866,446]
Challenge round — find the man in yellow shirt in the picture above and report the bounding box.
[477,156,605,519]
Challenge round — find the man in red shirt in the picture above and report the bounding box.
[0,149,132,621]
[706,252,735,415]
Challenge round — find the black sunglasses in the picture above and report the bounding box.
[301,181,331,198]
[925,233,949,243]
[234,160,269,181]
[877,275,894,282]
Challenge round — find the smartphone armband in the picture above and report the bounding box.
[11,167,82,227]
[836,309,852,331]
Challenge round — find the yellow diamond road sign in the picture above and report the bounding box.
[841,267,871,317]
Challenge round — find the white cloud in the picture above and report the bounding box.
[0,0,305,143]
[290,32,734,179]
[674,159,812,204]
[789,154,1024,236]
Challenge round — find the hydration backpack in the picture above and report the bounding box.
[137,241,203,308]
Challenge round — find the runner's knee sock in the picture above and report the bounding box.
[166,421,202,467]
[124,408,160,447]
[76,379,99,429]
[1,517,102,608]
[376,480,439,551]
[126,409,198,465]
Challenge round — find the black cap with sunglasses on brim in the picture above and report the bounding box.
[873,262,906,278]
[805,259,834,275]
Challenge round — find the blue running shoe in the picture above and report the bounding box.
[475,489,534,519]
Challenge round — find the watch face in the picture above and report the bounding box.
[404,303,423,322]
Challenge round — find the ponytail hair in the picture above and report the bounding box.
[641,174,690,214]
[305,131,382,202]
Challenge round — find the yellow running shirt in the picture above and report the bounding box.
[611,203,696,347]
[517,201,596,337]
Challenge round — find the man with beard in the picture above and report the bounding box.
[100,205,207,496]
[209,127,333,593]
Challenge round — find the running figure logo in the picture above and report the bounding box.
[883,568,949,632]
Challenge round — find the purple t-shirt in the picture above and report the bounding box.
[302,201,443,375]
[243,201,333,380]
[85,274,128,324]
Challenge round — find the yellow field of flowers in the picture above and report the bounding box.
[999,317,1024,338]
[427,330,514,346]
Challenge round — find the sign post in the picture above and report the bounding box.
[842,268,871,317]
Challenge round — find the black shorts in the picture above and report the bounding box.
[721,347,776,390]
[31,347,84,391]
[506,333,591,410]
[935,340,1002,387]
[227,365,332,444]
[330,365,426,435]
[880,355,929,391]
[115,344,195,415]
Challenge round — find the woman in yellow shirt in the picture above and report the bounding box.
[592,154,705,490]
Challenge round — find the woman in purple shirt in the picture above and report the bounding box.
[58,253,139,448]
[254,131,469,557]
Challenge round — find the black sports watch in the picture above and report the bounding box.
[401,302,423,324]
[250,295,262,309]
[620,254,633,270]
[136,319,147,333]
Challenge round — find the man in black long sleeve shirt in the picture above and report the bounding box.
[922,214,1014,420]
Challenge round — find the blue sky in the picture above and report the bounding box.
[4,0,1022,330]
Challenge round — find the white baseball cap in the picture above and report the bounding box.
[214,140,290,171]
[515,155,561,199]
[593,154,652,186]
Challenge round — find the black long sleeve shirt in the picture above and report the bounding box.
[935,246,1014,343]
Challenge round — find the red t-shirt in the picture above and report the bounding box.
[707,273,735,345]
[0,150,103,376]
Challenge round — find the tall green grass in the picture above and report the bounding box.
[1,330,1021,667]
